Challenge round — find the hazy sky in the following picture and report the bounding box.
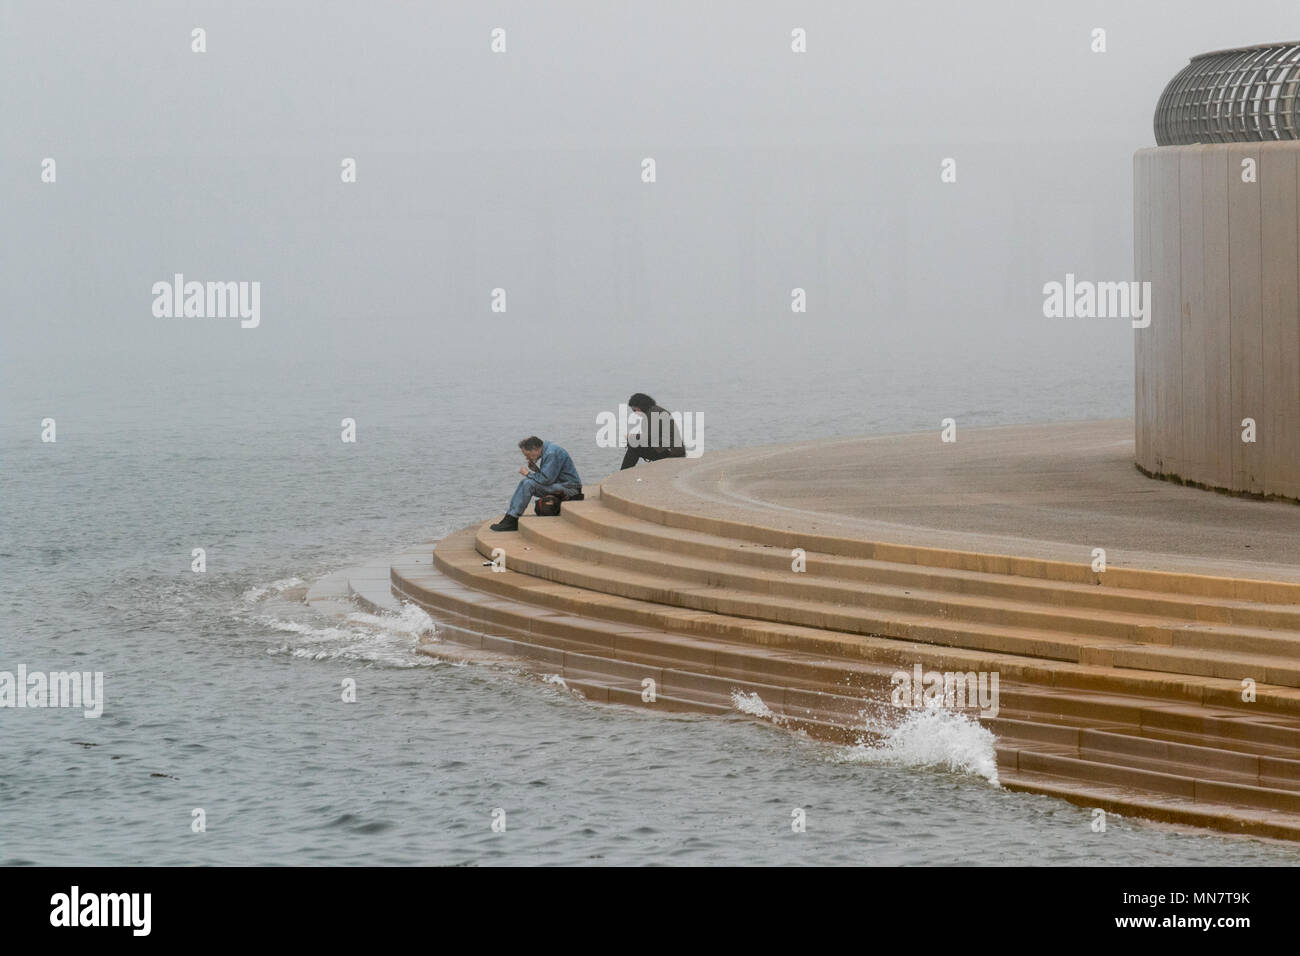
[3,1,1297,385]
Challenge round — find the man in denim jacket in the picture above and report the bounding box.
[490,436,583,532]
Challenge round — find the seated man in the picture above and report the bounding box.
[490,436,583,532]
[621,392,687,470]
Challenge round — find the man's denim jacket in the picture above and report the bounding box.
[526,441,582,492]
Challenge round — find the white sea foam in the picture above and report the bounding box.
[241,568,441,667]
[731,690,783,723]
[840,705,1000,785]
[241,576,306,603]
[257,605,437,668]
[347,603,438,640]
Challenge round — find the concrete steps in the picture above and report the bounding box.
[480,510,1300,693]
[517,503,1300,679]
[599,478,1300,605]
[437,525,1300,715]
[563,496,1300,634]
[382,525,1300,839]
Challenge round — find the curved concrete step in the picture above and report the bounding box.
[435,526,1300,716]
[599,479,1300,605]
[563,495,1300,633]
[400,550,1300,768]
[389,539,1300,839]
[422,536,1300,742]
[480,522,1300,689]
[529,502,1300,658]
[428,529,1300,737]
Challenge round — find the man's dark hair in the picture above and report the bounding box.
[627,393,655,411]
[518,436,543,451]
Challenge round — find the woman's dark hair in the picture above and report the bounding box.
[518,436,543,451]
[627,393,655,411]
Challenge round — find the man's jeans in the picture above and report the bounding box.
[508,478,581,517]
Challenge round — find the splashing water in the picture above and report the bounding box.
[347,603,438,641]
[840,705,1000,785]
[255,598,439,668]
[241,576,306,604]
[732,690,783,723]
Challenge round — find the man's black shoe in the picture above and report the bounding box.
[489,514,519,532]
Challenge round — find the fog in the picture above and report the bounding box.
[2,1,1295,391]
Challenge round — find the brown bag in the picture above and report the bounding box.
[534,486,582,516]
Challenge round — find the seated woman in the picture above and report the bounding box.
[621,392,687,469]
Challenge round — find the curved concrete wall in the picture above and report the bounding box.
[1134,141,1300,500]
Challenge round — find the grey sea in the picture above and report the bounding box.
[4,335,1300,867]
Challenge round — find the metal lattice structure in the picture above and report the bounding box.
[1155,42,1300,145]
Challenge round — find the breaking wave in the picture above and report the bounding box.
[839,705,1000,785]
[241,576,306,604]
[249,583,438,668]
[731,689,784,723]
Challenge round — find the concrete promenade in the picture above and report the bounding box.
[311,420,1300,840]
[645,418,1300,583]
